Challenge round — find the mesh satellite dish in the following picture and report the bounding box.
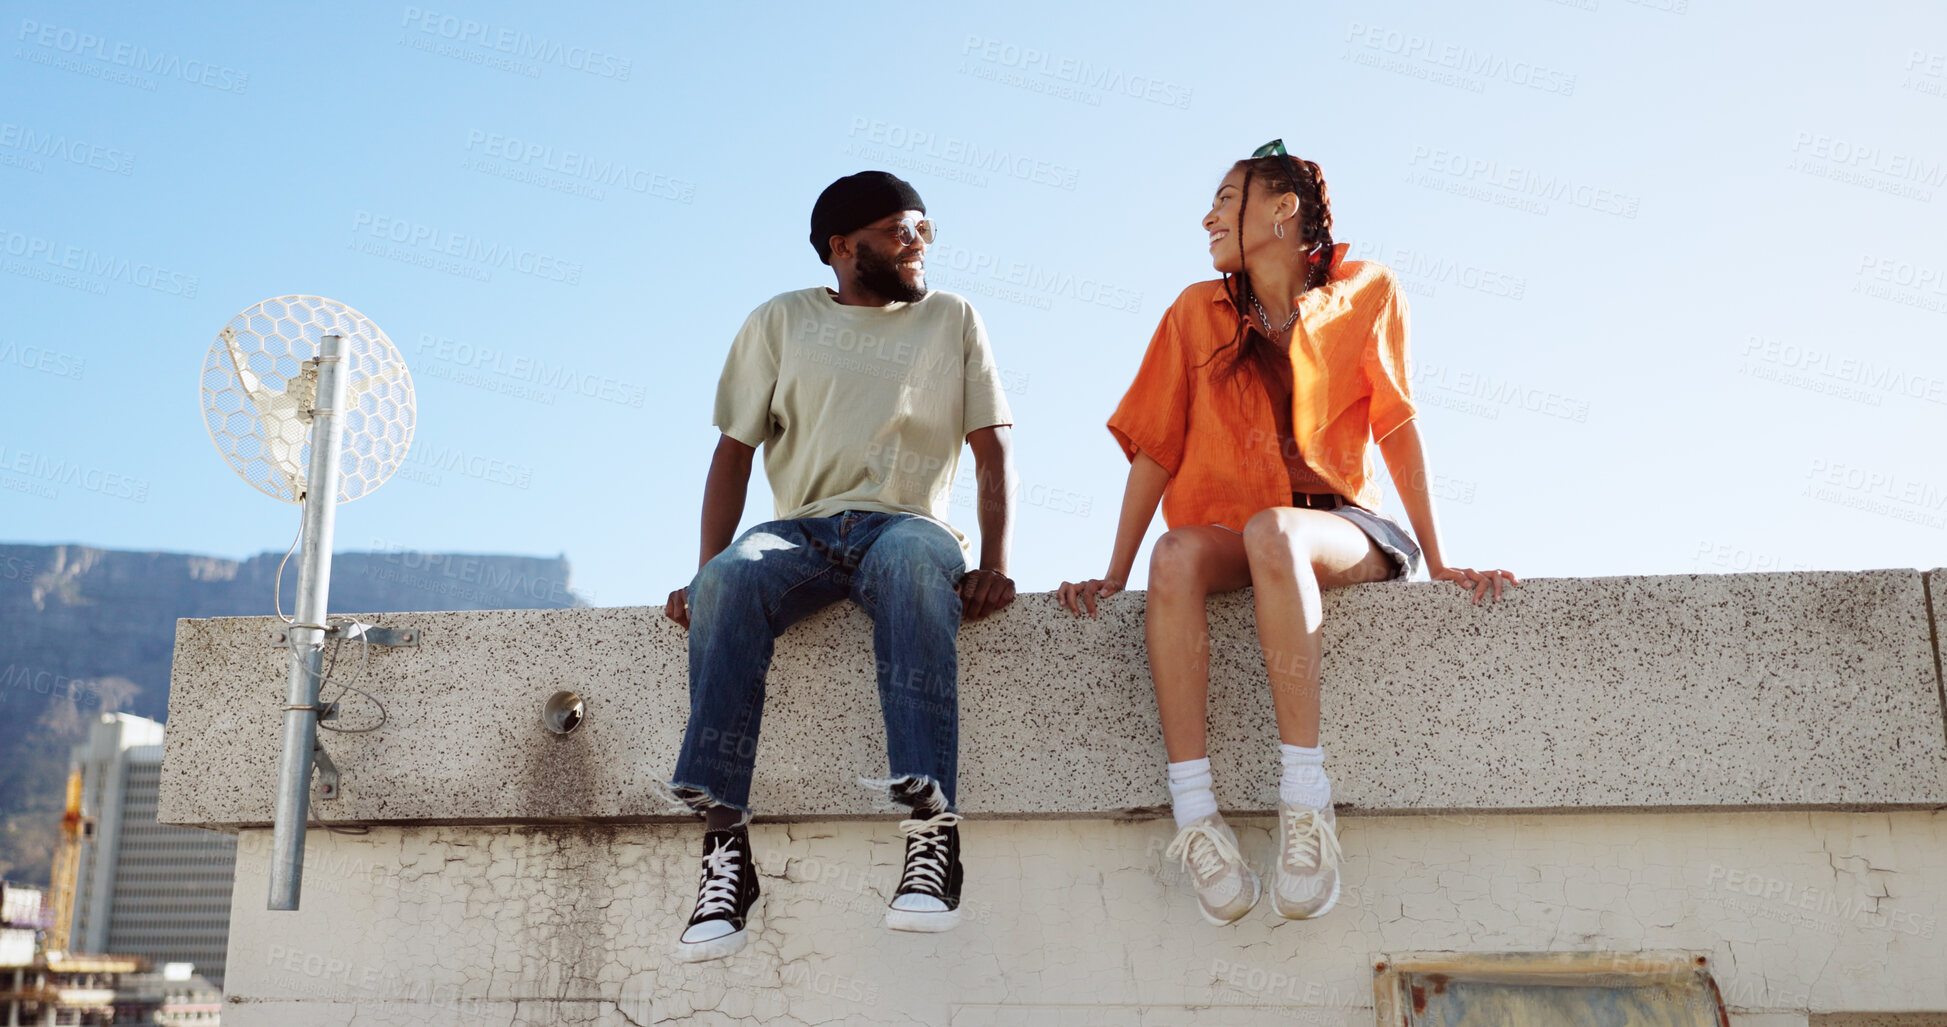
[199,295,416,912]
[201,296,415,502]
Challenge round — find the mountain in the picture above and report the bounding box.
[0,543,590,885]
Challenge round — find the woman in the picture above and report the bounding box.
[1057,141,1517,925]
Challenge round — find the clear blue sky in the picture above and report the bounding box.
[4,0,1945,608]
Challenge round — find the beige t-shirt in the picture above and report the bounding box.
[713,287,1013,552]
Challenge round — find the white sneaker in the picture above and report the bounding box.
[1272,803,1342,919]
[1164,814,1260,926]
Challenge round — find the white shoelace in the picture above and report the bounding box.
[896,810,962,896]
[692,837,743,919]
[1281,807,1342,871]
[1166,822,1244,882]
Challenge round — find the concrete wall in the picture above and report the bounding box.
[160,571,1947,827]
[159,570,1947,1024]
[218,812,1946,1026]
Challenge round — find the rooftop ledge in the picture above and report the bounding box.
[157,569,1947,830]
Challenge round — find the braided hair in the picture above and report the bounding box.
[1208,155,1336,388]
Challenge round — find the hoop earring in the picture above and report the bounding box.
[1273,220,1286,239]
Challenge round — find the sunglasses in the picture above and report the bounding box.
[877,217,936,247]
[1251,138,1304,197]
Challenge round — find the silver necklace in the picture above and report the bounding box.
[1252,297,1299,336]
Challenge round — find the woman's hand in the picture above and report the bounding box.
[1429,565,1520,605]
[1057,577,1125,618]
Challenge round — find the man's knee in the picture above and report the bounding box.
[688,550,745,608]
[691,528,792,606]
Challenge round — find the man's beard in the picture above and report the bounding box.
[855,244,927,303]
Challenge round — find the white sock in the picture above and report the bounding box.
[1167,758,1218,829]
[1280,744,1331,807]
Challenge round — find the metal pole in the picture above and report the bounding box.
[268,334,348,911]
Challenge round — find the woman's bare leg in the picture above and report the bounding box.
[1144,526,1254,762]
[1240,509,1395,747]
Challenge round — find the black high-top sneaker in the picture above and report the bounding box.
[677,827,760,961]
[885,795,964,933]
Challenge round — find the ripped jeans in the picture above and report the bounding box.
[668,511,965,818]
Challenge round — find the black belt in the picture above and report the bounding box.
[1292,491,1344,511]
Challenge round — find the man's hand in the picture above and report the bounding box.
[958,568,1015,621]
[964,426,1015,619]
[664,587,691,629]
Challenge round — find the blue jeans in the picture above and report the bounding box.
[669,511,966,817]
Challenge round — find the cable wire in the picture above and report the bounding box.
[273,497,304,626]
[299,625,387,835]
[316,624,387,735]
[308,811,369,836]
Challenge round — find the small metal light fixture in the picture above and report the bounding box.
[542,691,584,735]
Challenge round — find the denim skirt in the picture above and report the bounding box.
[1329,504,1423,581]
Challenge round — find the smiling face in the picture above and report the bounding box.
[1203,167,1299,276]
[834,209,928,304]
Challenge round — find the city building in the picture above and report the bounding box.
[0,883,39,968]
[68,716,235,988]
[3,880,154,1026]
[0,953,149,1026]
[2,881,221,1026]
[114,964,223,1026]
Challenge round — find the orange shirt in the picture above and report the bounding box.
[1107,243,1416,530]
[1258,359,1340,496]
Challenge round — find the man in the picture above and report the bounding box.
[662,170,1017,962]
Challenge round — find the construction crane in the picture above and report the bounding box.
[46,768,90,954]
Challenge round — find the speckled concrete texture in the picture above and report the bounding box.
[214,811,1947,1025]
[159,571,1947,828]
[1928,568,1947,750]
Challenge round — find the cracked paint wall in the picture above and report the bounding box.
[216,810,1947,1026]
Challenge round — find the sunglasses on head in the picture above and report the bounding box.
[1251,138,1304,195]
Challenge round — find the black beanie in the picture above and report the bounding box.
[810,171,926,264]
